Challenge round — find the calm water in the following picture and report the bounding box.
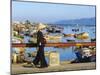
[12,25,96,61]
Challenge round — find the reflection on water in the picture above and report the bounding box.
[23,47,77,61]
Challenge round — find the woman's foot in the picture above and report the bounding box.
[39,65,48,68]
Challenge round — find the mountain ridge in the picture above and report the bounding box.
[54,17,96,25]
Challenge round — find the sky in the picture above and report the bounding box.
[12,1,96,23]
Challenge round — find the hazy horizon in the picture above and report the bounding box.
[12,1,96,23]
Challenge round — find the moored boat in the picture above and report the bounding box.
[12,37,24,43]
[63,33,74,37]
[66,39,75,42]
[46,26,63,33]
[74,32,89,40]
[44,35,62,40]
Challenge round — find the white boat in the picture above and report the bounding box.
[12,37,23,43]
[82,48,92,57]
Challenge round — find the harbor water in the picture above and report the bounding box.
[12,25,96,61]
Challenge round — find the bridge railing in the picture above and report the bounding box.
[12,42,96,47]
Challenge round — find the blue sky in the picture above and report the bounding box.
[12,1,95,23]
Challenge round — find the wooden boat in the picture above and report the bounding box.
[63,33,74,37]
[74,32,89,40]
[63,32,89,40]
[44,35,62,40]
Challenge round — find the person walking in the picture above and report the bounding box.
[33,23,48,68]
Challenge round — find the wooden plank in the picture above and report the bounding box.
[12,42,96,47]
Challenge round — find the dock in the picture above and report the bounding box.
[11,62,96,74]
[11,42,96,75]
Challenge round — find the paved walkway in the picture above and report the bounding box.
[11,62,96,74]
